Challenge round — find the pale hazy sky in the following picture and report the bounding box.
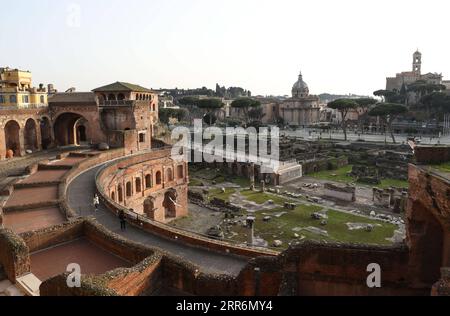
[1,0,449,96]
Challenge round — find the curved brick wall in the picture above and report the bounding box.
[95,150,278,259]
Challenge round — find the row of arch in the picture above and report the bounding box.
[3,112,89,158]
[98,93,153,102]
[110,165,185,204]
[4,117,52,157]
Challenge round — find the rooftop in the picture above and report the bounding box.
[92,81,153,93]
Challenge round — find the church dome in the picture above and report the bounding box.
[292,72,309,98]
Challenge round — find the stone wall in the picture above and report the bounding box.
[414,146,450,165]
[323,183,356,202]
[407,164,450,287]
[0,228,30,282]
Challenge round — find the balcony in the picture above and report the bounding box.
[99,100,151,107]
[0,103,48,110]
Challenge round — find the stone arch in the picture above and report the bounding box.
[108,94,116,101]
[145,174,152,188]
[24,118,38,152]
[111,191,116,202]
[163,189,177,219]
[126,181,133,197]
[53,112,89,146]
[156,171,162,185]
[135,177,142,193]
[117,185,123,202]
[177,165,184,179]
[166,168,173,182]
[144,196,156,219]
[40,116,52,149]
[117,93,125,101]
[4,120,21,157]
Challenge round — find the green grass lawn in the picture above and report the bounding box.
[434,161,450,173]
[209,188,237,201]
[309,165,409,189]
[227,204,397,249]
[189,178,203,187]
[240,190,293,206]
[378,178,409,189]
[309,165,354,183]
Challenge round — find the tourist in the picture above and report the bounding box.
[119,210,126,231]
[93,194,100,213]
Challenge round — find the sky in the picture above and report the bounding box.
[1,0,449,96]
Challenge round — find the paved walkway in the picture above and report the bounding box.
[67,165,250,276]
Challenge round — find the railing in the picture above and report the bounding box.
[0,104,47,110]
[100,100,151,107]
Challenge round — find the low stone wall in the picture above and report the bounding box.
[0,228,30,282]
[323,183,356,202]
[302,156,348,175]
[414,145,450,164]
[161,255,238,296]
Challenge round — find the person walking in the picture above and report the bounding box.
[93,194,100,214]
[119,210,126,231]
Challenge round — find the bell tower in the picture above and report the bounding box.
[413,50,422,75]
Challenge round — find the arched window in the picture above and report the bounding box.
[177,165,184,179]
[156,171,162,185]
[40,95,45,104]
[111,191,116,201]
[117,93,125,101]
[118,185,123,202]
[152,104,156,111]
[108,94,116,101]
[135,177,142,193]
[166,168,173,182]
[145,174,152,188]
[126,181,132,197]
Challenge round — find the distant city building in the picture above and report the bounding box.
[386,50,444,92]
[215,84,251,99]
[0,67,53,108]
[278,72,321,126]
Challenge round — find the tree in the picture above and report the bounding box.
[158,108,188,125]
[196,98,224,125]
[408,81,446,107]
[354,98,378,134]
[327,99,358,141]
[248,106,265,122]
[231,98,261,124]
[178,96,199,106]
[368,103,408,144]
[374,90,397,103]
[421,92,450,119]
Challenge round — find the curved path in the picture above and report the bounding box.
[67,165,250,276]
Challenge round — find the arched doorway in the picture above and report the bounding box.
[77,125,87,143]
[40,117,52,149]
[144,197,156,219]
[53,113,88,146]
[4,120,21,157]
[163,190,177,219]
[24,119,38,152]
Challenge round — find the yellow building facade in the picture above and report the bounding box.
[0,67,48,107]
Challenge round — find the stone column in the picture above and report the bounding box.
[246,216,255,246]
